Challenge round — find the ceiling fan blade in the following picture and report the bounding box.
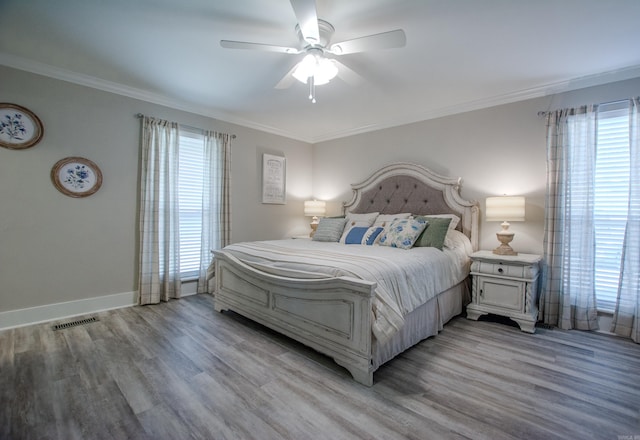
[274,64,299,89]
[220,40,300,54]
[329,29,406,55]
[290,0,320,44]
[334,60,364,86]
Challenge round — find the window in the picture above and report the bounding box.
[592,105,630,310]
[139,117,230,303]
[178,129,206,278]
[545,98,639,331]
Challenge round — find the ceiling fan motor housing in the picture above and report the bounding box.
[296,19,335,49]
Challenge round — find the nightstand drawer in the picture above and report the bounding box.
[471,260,538,279]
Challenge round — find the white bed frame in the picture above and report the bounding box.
[213,162,479,386]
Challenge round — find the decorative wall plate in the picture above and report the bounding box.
[51,157,103,198]
[0,103,44,149]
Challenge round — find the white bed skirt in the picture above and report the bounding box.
[372,279,469,369]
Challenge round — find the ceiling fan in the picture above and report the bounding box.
[220,0,406,103]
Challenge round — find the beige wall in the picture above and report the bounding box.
[2,63,638,324]
[0,66,312,314]
[312,77,640,256]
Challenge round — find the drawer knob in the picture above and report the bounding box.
[498,268,504,273]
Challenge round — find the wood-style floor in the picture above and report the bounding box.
[1,294,639,440]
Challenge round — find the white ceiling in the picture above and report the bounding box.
[2,0,640,143]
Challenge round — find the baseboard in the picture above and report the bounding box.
[0,291,138,331]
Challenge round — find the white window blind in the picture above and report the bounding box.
[593,106,630,311]
[178,129,206,278]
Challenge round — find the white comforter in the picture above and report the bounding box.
[217,235,471,344]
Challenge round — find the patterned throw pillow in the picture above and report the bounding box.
[379,217,428,249]
[312,217,348,242]
[371,213,412,245]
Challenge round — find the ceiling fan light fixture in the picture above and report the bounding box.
[292,53,338,85]
[292,53,317,83]
[314,58,338,84]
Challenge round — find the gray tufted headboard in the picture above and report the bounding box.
[343,162,480,251]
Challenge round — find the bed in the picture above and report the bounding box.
[212,162,479,386]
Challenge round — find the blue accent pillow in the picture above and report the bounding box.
[379,217,428,249]
[345,226,384,245]
[339,212,380,243]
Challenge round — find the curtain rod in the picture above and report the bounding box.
[136,113,236,139]
[537,97,633,117]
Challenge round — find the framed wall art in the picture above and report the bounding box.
[0,103,44,150]
[262,153,286,204]
[51,157,103,198]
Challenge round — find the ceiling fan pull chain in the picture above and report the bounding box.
[309,76,317,103]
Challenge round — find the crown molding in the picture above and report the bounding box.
[309,64,640,143]
[0,52,312,143]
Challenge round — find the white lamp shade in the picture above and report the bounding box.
[304,200,326,217]
[486,196,525,222]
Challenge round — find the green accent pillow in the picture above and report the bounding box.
[414,216,452,250]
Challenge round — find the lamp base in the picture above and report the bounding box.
[309,218,319,237]
[493,231,518,256]
[492,244,518,256]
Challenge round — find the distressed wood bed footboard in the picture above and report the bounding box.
[213,250,378,386]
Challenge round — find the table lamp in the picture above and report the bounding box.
[304,200,326,237]
[485,196,525,255]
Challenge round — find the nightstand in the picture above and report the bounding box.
[466,250,542,333]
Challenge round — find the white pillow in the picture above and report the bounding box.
[373,213,412,228]
[340,212,379,243]
[346,212,379,225]
[443,229,473,254]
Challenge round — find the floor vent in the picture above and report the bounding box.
[52,316,99,331]
[536,322,554,330]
